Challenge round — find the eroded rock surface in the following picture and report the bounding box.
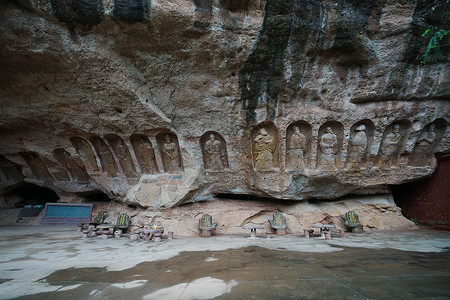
[0,0,448,210]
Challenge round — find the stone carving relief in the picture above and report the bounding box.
[53,149,91,182]
[409,119,448,166]
[201,132,228,171]
[0,155,24,183]
[70,137,99,173]
[105,135,136,177]
[130,135,158,174]
[156,132,183,173]
[286,122,311,171]
[251,123,279,171]
[377,121,410,168]
[316,122,344,170]
[20,152,54,183]
[345,120,375,169]
[90,136,118,176]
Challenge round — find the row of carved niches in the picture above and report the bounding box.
[70,132,185,177]
[200,132,229,171]
[254,119,447,171]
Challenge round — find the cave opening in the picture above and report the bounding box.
[5,183,59,208]
[82,191,112,203]
[391,155,450,230]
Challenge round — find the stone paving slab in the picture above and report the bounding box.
[1,226,450,299]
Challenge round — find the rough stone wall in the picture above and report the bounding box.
[0,0,448,211]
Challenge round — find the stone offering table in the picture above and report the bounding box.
[96,224,116,239]
[139,227,164,242]
[312,224,335,238]
[242,225,264,239]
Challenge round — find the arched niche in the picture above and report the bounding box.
[409,118,448,167]
[19,152,54,183]
[104,134,136,177]
[70,136,99,173]
[130,134,158,174]
[285,121,312,171]
[0,155,24,183]
[316,121,344,170]
[251,122,279,171]
[345,119,375,169]
[156,131,183,173]
[89,136,118,176]
[200,131,229,171]
[53,148,91,182]
[377,120,411,168]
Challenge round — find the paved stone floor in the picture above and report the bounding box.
[1,226,450,299]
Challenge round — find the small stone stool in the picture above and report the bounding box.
[153,231,162,242]
[82,228,90,239]
[114,229,122,238]
[90,227,99,237]
[102,228,110,239]
[130,232,140,243]
[339,229,345,238]
[168,231,174,240]
[324,231,332,240]
[303,229,314,238]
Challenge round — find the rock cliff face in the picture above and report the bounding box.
[0,0,448,222]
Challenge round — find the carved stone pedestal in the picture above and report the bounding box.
[200,229,213,237]
[274,228,286,235]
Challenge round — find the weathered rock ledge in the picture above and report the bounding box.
[0,0,448,211]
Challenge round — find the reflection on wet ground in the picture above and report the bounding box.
[10,246,450,300]
[1,226,450,299]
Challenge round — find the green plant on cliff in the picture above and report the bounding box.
[420,0,449,64]
[421,29,449,63]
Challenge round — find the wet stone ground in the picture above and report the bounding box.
[1,227,450,299]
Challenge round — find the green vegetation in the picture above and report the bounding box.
[421,29,449,64]
[420,0,449,64]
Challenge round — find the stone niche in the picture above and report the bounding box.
[70,137,100,173]
[52,148,90,182]
[130,134,158,174]
[316,121,344,170]
[409,119,448,167]
[285,121,312,171]
[19,152,54,184]
[345,119,375,169]
[156,131,183,173]
[0,155,24,184]
[104,134,137,178]
[89,136,119,176]
[376,120,411,169]
[200,131,229,171]
[251,122,279,171]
